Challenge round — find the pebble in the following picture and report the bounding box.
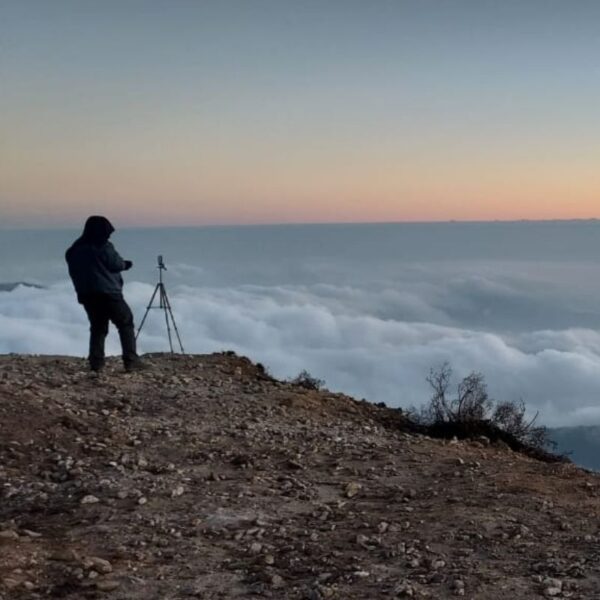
[2,578,20,590]
[22,529,42,538]
[543,577,563,597]
[96,579,121,591]
[250,542,263,554]
[172,485,185,497]
[345,482,361,498]
[85,556,113,574]
[81,494,100,505]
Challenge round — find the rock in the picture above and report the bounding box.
[249,542,262,554]
[271,573,284,588]
[84,556,113,574]
[452,579,465,596]
[1,578,20,590]
[543,577,563,597]
[344,482,361,498]
[96,579,121,591]
[81,494,100,505]
[353,570,370,578]
[50,549,80,562]
[171,485,185,497]
[21,529,42,538]
[395,582,415,597]
[0,530,19,541]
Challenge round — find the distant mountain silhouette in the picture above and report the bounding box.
[0,282,44,292]
[550,425,600,471]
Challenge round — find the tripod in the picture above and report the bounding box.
[136,255,184,353]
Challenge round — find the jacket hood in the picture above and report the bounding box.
[81,216,115,245]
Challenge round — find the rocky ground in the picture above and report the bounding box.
[1,353,600,599]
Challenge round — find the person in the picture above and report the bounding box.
[66,216,145,372]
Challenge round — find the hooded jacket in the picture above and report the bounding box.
[66,216,128,301]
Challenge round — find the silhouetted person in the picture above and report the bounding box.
[66,216,144,372]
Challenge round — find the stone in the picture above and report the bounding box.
[81,495,100,505]
[2,578,20,590]
[395,582,414,597]
[96,579,121,591]
[249,542,262,554]
[22,529,42,538]
[50,549,80,562]
[345,482,361,498]
[85,556,113,574]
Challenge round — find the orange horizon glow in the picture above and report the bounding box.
[3,2,600,228]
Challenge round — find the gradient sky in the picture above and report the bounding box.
[2,0,600,227]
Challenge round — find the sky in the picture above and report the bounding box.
[2,1,600,226]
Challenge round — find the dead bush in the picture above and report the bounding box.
[289,370,325,391]
[413,362,553,452]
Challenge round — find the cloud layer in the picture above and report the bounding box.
[3,223,600,427]
[2,275,600,427]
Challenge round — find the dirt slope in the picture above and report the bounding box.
[1,353,600,600]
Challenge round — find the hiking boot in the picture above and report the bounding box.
[124,359,149,373]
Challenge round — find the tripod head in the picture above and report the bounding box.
[157,255,167,271]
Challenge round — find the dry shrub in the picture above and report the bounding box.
[413,362,554,453]
[289,370,325,391]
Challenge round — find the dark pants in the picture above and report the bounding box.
[81,294,138,369]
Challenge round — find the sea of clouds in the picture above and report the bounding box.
[1,222,600,427]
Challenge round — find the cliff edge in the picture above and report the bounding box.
[1,354,599,599]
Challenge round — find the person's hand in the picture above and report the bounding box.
[124,260,133,270]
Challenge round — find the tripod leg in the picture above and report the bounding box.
[162,289,185,353]
[160,285,175,353]
[136,284,160,339]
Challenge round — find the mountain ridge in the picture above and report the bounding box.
[1,353,599,599]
